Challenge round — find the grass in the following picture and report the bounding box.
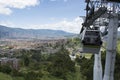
[85,54,92,59]
[12,77,24,80]
[0,72,12,80]
[75,65,86,80]
[75,65,81,80]
[41,75,63,80]
[0,72,24,80]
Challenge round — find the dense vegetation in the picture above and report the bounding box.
[0,41,79,80]
[0,38,120,80]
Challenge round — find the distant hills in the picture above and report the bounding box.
[0,25,75,39]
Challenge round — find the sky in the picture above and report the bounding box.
[0,0,86,34]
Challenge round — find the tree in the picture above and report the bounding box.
[48,48,75,79]
[0,64,12,74]
[79,55,94,80]
[31,52,41,62]
[24,71,40,80]
[79,51,120,80]
[23,56,30,66]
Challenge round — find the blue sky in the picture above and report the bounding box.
[0,0,86,33]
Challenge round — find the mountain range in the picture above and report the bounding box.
[0,25,75,39]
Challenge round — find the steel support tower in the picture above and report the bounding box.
[82,0,120,80]
[103,3,119,80]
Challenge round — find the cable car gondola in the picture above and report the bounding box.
[80,29,102,54]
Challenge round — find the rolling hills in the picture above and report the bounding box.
[0,25,75,39]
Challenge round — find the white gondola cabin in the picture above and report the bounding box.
[80,29,102,54]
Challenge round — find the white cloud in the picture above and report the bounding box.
[22,17,84,34]
[0,17,84,34]
[0,21,15,27]
[0,6,12,15]
[0,0,40,15]
[118,27,120,31]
